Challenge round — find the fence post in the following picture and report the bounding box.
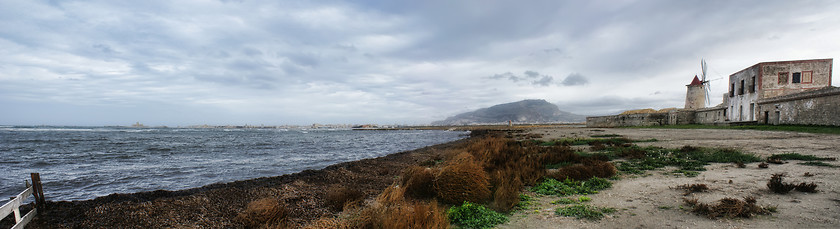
[30,173,45,210]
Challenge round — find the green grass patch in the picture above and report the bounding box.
[613,146,760,176]
[591,134,621,138]
[769,153,836,161]
[448,202,508,229]
[552,198,577,205]
[578,196,591,202]
[531,177,612,196]
[798,161,838,167]
[555,204,616,220]
[629,124,840,135]
[517,194,535,210]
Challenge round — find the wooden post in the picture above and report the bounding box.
[30,173,45,210]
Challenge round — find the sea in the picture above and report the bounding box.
[0,126,468,201]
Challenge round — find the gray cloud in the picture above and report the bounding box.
[561,73,588,86]
[1,0,839,125]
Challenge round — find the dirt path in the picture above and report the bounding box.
[500,127,840,229]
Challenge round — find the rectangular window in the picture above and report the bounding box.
[750,76,756,93]
[738,80,744,95]
[802,71,813,83]
[792,72,801,83]
[778,72,789,84]
[730,83,735,97]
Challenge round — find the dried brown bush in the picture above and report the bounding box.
[490,169,523,212]
[680,145,699,152]
[548,161,616,181]
[675,183,709,196]
[434,153,491,205]
[325,185,364,212]
[735,161,746,168]
[236,198,289,228]
[794,182,818,193]
[617,147,647,159]
[683,196,769,218]
[767,173,795,194]
[540,146,581,165]
[376,184,407,205]
[758,162,769,168]
[302,217,344,229]
[353,198,449,229]
[767,158,784,164]
[590,142,607,151]
[400,166,437,199]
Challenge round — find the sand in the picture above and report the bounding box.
[500,127,840,229]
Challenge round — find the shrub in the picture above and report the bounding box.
[548,161,616,181]
[378,200,449,229]
[325,185,365,212]
[683,196,770,218]
[675,183,709,196]
[236,198,288,228]
[758,162,769,168]
[767,173,795,194]
[489,169,523,212]
[435,154,491,205]
[401,166,436,199]
[555,204,615,220]
[447,202,508,229]
[794,182,818,193]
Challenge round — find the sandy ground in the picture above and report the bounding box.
[499,127,840,229]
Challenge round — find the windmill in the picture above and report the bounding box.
[700,59,711,106]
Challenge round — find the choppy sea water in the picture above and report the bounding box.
[0,126,467,201]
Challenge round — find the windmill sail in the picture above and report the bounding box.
[701,59,711,106]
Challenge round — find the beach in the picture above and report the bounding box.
[7,126,840,228]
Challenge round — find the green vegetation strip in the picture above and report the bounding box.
[555,204,616,220]
[448,202,508,229]
[629,124,840,135]
[769,153,836,161]
[531,177,612,196]
[613,146,760,177]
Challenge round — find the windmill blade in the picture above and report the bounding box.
[701,59,708,81]
[704,83,711,106]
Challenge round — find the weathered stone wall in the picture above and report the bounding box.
[695,106,728,124]
[586,113,668,127]
[757,87,840,126]
[685,85,705,109]
[586,110,696,127]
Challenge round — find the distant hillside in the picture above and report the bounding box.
[431,99,585,125]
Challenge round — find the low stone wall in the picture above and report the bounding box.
[757,87,840,126]
[586,112,669,127]
[695,106,728,124]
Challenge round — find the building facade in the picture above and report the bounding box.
[727,59,833,122]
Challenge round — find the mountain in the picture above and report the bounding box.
[431,99,585,125]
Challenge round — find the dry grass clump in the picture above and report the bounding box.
[489,169,524,212]
[325,185,364,212]
[675,183,709,196]
[767,173,796,194]
[434,153,491,205]
[767,158,784,164]
[341,184,448,229]
[758,162,769,168]
[236,198,289,228]
[684,196,770,218]
[794,182,818,193]
[548,161,616,181]
[401,166,437,199]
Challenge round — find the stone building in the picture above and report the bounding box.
[725,59,833,122]
[587,58,838,127]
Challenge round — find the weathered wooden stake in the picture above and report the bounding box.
[30,173,46,210]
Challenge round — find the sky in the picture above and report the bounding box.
[2,0,840,126]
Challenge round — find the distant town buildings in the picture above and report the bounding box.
[588,58,840,127]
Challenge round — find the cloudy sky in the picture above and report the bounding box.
[2,0,839,126]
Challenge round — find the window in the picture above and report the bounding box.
[802,71,813,83]
[792,72,801,83]
[750,76,756,93]
[738,80,744,95]
[730,83,735,97]
[778,72,789,84]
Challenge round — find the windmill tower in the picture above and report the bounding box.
[684,59,710,109]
